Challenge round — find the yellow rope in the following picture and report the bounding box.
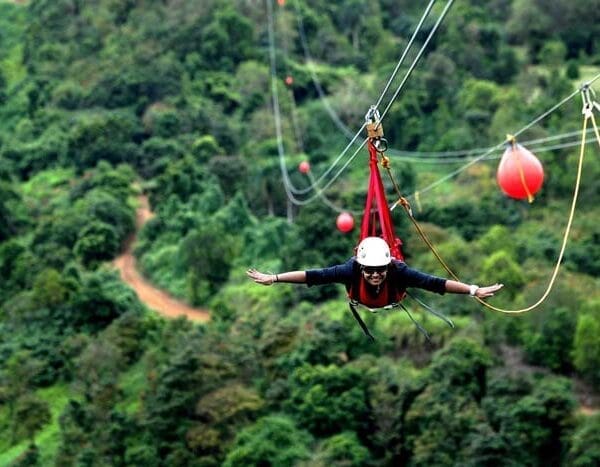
[512,141,535,203]
[384,112,598,314]
[473,115,590,313]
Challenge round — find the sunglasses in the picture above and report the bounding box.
[362,266,388,275]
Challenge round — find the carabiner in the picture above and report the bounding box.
[374,138,388,153]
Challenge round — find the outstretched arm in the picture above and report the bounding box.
[246,268,307,286]
[445,280,503,298]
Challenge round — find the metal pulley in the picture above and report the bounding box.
[365,105,384,138]
[365,105,387,152]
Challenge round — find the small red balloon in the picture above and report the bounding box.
[285,75,293,86]
[277,0,285,5]
[298,161,310,174]
[497,143,544,202]
[336,212,354,233]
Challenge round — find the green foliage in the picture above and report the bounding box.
[566,222,600,276]
[478,225,517,259]
[68,162,136,205]
[73,221,120,268]
[284,363,370,436]
[69,269,143,332]
[13,393,51,444]
[142,103,181,138]
[188,383,264,459]
[566,60,580,79]
[0,181,29,241]
[67,111,141,171]
[50,80,84,110]
[179,221,237,304]
[149,155,214,205]
[139,137,185,179]
[191,134,222,163]
[208,156,248,199]
[567,414,600,467]
[223,415,312,467]
[429,338,492,399]
[420,197,520,241]
[101,312,151,365]
[185,5,256,73]
[234,61,269,116]
[19,167,136,271]
[538,40,567,67]
[482,373,576,466]
[480,250,526,298]
[32,269,70,308]
[572,301,600,386]
[240,216,298,264]
[521,306,577,372]
[0,1,597,465]
[287,202,355,268]
[402,339,495,465]
[86,54,184,109]
[311,431,370,467]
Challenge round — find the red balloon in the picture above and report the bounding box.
[298,161,310,174]
[336,212,354,233]
[285,75,293,86]
[277,0,285,5]
[497,143,544,201]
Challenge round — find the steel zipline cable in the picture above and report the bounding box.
[267,0,367,204]
[269,0,455,202]
[409,73,600,200]
[270,0,600,214]
[378,0,455,124]
[391,130,598,164]
[295,0,600,166]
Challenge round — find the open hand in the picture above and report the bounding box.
[246,268,276,286]
[475,283,503,298]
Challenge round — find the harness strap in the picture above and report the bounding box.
[348,301,375,340]
[406,291,454,328]
[359,138,404,260]
[399,302,431,341]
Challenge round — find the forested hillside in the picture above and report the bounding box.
[1,0,599,465]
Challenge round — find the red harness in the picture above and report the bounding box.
[348,261,406,308]
[358,139,403,261]
[357,278,390,308]
[348,139,404,308]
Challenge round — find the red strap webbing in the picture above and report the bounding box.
[358,140,403,260]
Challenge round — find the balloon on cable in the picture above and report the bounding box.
[277,0,285,5]
[336,212,354,233]
[298,161,310,174]
[496,137,544,202]
[285,75,293,86]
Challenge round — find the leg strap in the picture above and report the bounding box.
[348,301,375,341]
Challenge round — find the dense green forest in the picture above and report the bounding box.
[1,0,599,465]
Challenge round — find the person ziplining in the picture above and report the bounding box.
[247,107,503,339]
[246,237,503,337]
[261,0,600,338]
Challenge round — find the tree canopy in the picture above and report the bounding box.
[0,0,598,465]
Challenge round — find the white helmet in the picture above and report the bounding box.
[356,237,391,266]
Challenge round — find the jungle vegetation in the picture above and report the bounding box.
[0,0,599,465]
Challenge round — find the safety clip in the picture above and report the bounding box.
[365,105,387,152]
[365,105,385,139]
[581,84,600,118]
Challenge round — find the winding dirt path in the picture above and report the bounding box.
[113,196,210,323]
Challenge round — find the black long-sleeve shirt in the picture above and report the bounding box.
[305,257,447,294]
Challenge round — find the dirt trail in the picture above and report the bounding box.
[113,196,210,323]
